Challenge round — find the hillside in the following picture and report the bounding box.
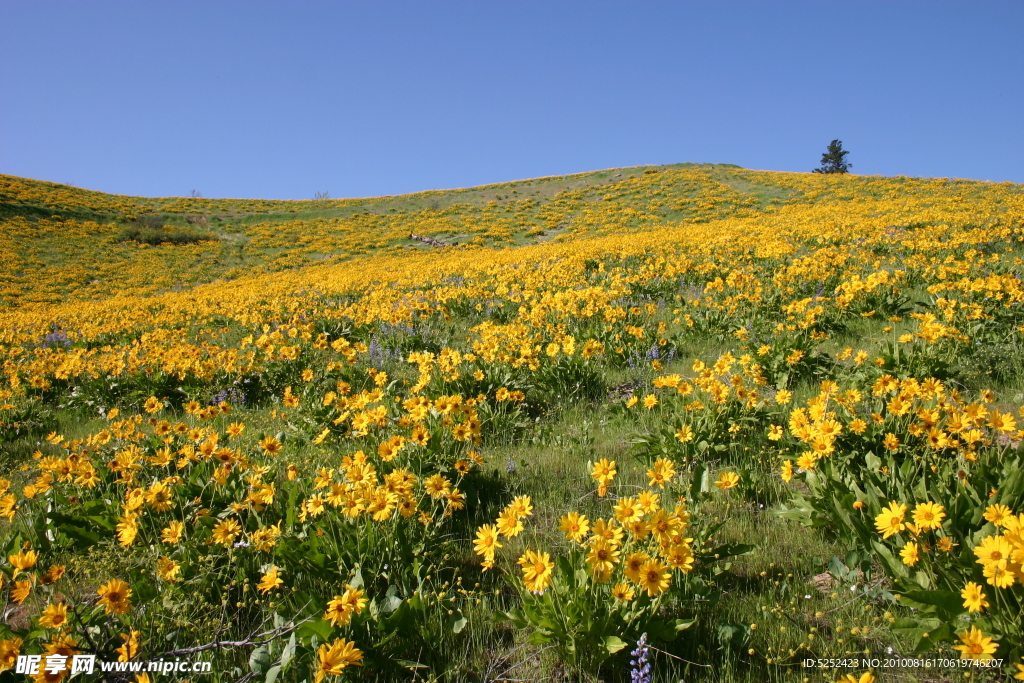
[4,164,1020,307]
[2,166,1024,682]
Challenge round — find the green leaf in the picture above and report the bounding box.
[690,464,706,500]
[912,623,955,653]
[279,633,296,670]
[296,619,334,644]
[899,589,964,616]
[675,618,696,631]
[604,636,627,654]
[528,630,552,645]
[383,585,402,614]
[285,483,299,531]
[249,645,271,674]
[450,613,468,634]
[56,523,101,548]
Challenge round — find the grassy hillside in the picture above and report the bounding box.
[5,164,1019,307]
[1,166,1024,682]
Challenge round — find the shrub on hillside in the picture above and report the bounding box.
[117,224,217,245]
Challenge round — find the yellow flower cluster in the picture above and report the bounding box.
[972,507,1024,590]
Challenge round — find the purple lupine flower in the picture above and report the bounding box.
[630,633,652,683]
[211,386,245,406]
[367,337,385,365]
[41,328,72,348]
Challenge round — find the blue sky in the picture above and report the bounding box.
[1,1,1021,199]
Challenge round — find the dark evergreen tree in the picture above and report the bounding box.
[812,139,852,174]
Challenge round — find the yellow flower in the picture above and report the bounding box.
[874,502,907,539]
[989,409,1017,433]
[591,518,625,546]
[647,457,677,487]
[10,580,31,604]
[496,509,524,538]
[982,562,1015,589]
[324,585,367,626]
[613,496,643,524]
[156,557,180,582]
[911,502,946,531]
[558,512,590,544]
[974,534,1012,568]
[258,436,283,455]
[40,565,65,585]
[506,495,533,519]
[611,582,635,601]
[961,582,988,613]
[645,509,681,545]
[211,518,242,546]
[835,673,875,683]
[117,630,140,662]
[0,637,23,672]
[473,524,502,562]
[983,504,1013,527]
[636,490,660,514]
[145,482,174,514]
[586,539,620,578]
[623,552,651,583]
[38,603,68,629]
[161,520,184,544]
[664,543,695,572]
[767,425,784,441]
[97,578,132,614]
[638,558,670,597]
[8,550,38,577]
[780,460,793,483]
[591,458,617,485]
[517,550,554,594]
[257,566,283,594]
[952,626,998,662]
[642,394,658,409]
[315,638,363,682]
[714,472,740,490]
[899,541,919,566]
[424,474,452,499]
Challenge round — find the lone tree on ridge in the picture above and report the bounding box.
[813,139,852,174]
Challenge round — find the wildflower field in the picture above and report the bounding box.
[1,164,1023,682]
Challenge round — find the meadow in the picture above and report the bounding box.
[1,164,1023,682]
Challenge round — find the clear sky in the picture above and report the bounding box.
[1,1,1021,199]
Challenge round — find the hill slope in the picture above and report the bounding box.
[5,164,1020,307]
